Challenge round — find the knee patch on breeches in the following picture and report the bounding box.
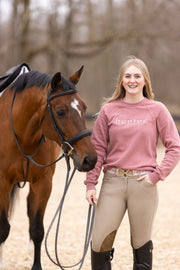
[100,230,117,252]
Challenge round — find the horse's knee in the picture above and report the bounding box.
[0,211,10,244]
[29,211,44,243]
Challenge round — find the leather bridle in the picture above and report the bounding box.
[10,87,92,172]
[46,89,92,156]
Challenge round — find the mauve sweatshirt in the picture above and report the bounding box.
[85,98,180,190]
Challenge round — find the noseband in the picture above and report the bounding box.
[47,89,92,155]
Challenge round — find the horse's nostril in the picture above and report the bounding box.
[83,156,91,167]
[82,155,97,171]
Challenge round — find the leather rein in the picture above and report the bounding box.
[10,86,95,269]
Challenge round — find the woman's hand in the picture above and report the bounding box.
[86,190,98,205]
[137,174,153,184]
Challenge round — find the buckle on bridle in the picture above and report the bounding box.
[63,141,74,157]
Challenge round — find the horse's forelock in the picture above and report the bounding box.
[60,77,77,92]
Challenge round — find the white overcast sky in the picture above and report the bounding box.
[0,0,52,22]
[0,0,122,23]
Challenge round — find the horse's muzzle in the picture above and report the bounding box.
[73,152,97,172]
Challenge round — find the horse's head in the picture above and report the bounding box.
[42,66,97,172]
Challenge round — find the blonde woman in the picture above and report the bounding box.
[85,57,180,269]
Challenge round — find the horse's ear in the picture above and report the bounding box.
[69,65,84,85]
[51,72,62,91]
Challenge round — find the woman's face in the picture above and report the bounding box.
[122,65,145,97]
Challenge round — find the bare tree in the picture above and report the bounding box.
[61,0,74,76]
[0,0,180,113]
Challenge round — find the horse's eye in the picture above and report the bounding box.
[56,109,66,117]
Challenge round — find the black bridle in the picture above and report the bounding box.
[47,89,92,155]
[10,87,92,171]
[10,86,95,269]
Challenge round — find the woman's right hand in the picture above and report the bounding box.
[86,190,98,205]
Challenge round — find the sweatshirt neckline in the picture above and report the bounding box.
[119,98,147,106]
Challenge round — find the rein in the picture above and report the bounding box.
[9,85,95,269]
[45,156,95,270]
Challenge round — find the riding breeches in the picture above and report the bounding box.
[91,172,159,252]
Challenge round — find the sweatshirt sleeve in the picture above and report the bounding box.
[149,104,180,184]
[84,107,109,191]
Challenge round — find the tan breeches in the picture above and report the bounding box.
[92,172,158,252]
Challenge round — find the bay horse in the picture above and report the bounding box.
[0,64,97,270]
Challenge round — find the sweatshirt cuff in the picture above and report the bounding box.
[148,172,161,184]
[86,183,96,191]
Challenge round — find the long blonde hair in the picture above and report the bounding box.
[106,56,154,103]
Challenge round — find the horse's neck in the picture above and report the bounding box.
[13,88,46,146]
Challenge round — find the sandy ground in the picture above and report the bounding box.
[1,147,180,270]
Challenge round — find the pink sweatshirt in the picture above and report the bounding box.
[85,98,180,190]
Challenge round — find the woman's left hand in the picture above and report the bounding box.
[137,174,153,184]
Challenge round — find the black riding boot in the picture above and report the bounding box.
[133,240,153,270]
[91,245,114,270]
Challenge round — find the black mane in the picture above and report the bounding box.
[10,70,77,93]
[10,70,52,92]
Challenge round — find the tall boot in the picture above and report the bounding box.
[133,240,153,270]
[91,245,114,270]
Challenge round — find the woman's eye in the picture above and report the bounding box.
[56,109,66,117]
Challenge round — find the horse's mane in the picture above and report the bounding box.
[10,70,77,93]
[10,70,52,92]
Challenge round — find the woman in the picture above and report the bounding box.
[85,56,180,269]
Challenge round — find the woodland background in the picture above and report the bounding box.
[0,0,180,117]
[0,2,180,269]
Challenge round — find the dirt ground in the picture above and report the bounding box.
[2,147,180,270]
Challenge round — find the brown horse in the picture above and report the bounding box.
[0,64,97,270]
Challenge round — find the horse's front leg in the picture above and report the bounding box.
[0,244,4,269]
[27,175,52,270]
[0,179,12,270]
[0,210,9,270]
